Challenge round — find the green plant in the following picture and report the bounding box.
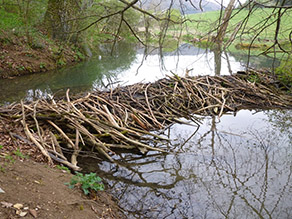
[66,172,104,195]
[247,74,261,83]
[56,165,70,173]
[75,50,85,60]
[13,149,27,159]
[0,165,5,172]
[4,155,15,163]
[0,145,3,149]
[16,65,25,71]
[276,57,292,90]
[57,59,66,66]
[40,62,46,69]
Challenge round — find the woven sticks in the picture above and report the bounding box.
[0,71,291,169]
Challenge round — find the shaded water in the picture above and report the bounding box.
[0,43,278,104]
[79,109,291,218]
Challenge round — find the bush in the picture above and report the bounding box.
[66,172,104,195]
[275,57,292,90]
[0,9,23,31]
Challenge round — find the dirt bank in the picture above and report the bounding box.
[0,159,125,218]
[0,31,84,79]
[0,123,125,218]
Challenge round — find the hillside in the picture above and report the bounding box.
[140,0,220,14]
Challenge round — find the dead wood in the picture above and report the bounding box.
[0,71,291,169]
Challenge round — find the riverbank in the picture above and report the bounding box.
[0,30,85,79]
[0,124,125,218]
[0,159,125,218]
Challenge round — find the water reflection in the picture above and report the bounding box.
[1,42,278,104]
[0,42,137,104]
[80,110,292,218]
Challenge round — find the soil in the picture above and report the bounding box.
[0,30,82,79]
[0,124,125,219]
[0,30,126,218]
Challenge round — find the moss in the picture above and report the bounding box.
[275,57,292,90]
[235,43,268,50]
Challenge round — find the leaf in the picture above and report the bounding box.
[83,188,89,195]
[0,187,5,193]
[1,201,13,208]
[29,209,37,218]
[13,203,23,209]
[19,211,27,217]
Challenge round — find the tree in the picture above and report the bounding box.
[43,0,82,42]
[214,0,236,47]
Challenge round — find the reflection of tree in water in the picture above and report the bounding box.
[189,119,291,218]
[230,51,281,69]
[0,42,137,104]
[79,113,292,218]
[265,109,292,134]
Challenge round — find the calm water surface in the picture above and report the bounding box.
[0,43,278,104]
[80,109,291,218]
[0,43,290,218]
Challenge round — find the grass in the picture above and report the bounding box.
[168,8,289,59]
[275,57,292,89]
[186,8,292,42]
[139,8,292,57]
[0,8,23,31]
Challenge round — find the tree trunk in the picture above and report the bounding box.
[43,0,81,42]
[214,0,236,47]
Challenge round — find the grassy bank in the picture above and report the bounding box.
[0,8,85,78]
[168,8,289,60]
[186,8,292,43]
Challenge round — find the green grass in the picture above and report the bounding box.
[275,57,292,90]
[186,8,292,42]
[180,8,292,58]
[0,8,23,31]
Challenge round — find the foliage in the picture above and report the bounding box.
[0,8,23,31]
[4,155,15,163]
[246,74,261,83]
[56,165,70,173]
[85,0,142,47]
[13,149,28,159]
[66,172,104,195]
[186,8,292,47]
[275,57,292,89]
[0,0,48,35]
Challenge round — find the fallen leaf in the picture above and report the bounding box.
[19,211,27,217]
[13,203,23,209]
[138,146,147,154]
[0,187,5,193]
[1,201,13,208]
[29,209,37,218]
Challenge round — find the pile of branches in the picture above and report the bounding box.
[0,71,291,170]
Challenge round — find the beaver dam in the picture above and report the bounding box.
[0,71,291,170]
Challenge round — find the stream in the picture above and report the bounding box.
[0,43,290,218]
[80,109,291,218]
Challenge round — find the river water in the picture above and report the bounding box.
[0,43,278,104]
[80,109,291,218]
[0,43,290,218]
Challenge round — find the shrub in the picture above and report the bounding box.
[66,172,104,195]
[275,57,292,90]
